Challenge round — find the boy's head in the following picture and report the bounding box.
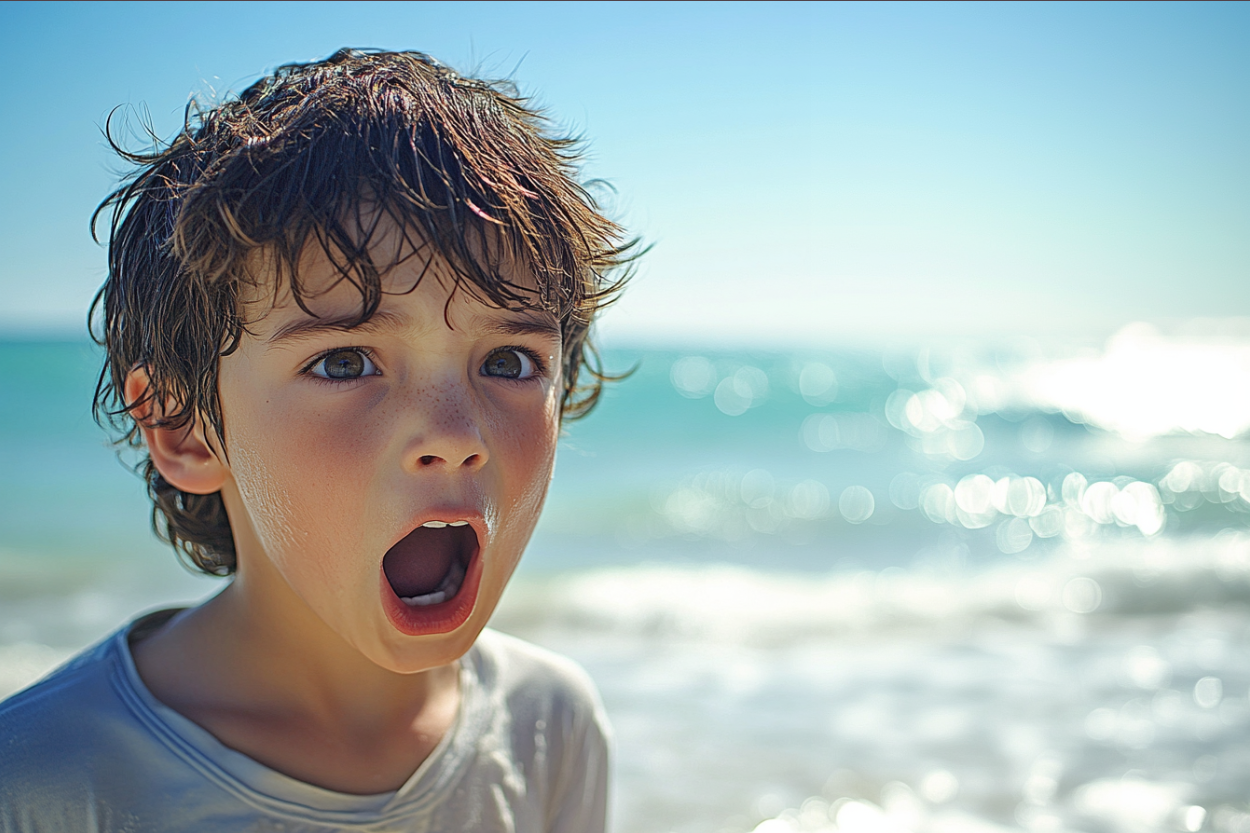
[93,49,632,586]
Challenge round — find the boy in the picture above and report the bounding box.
[0,49,632,832]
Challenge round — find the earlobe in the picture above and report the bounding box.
[123,367,228,496]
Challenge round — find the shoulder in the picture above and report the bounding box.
[455,630,610,832]
[469,628,607,727]
[472,628,595,688]
[0,633,124,819]
[0,610,186,736]
[0,613,188,817]
[465,628,611,774]
[0,633,119,752]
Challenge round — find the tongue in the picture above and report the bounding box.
[383,528,455,597]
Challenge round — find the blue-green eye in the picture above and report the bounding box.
[481,348,537,380]
[310,348,378,380]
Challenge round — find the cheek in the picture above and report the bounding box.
[225,438,305,559]
[491,392,560,533]
[224,389,381,580]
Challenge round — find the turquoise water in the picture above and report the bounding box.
[4,336,1250,832]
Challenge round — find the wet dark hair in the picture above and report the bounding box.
[91,48,636,576]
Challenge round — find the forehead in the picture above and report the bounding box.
[238,221,554,333]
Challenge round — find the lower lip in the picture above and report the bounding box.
[380,548,484,636]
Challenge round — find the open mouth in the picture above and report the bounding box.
[383,521,478,607]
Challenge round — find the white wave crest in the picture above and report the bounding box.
[497,533,1250,644]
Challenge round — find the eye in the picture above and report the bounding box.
[308,348,378,380]
[481,348,538,380]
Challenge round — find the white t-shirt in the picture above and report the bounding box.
[0,612,610,832]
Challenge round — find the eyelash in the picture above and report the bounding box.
[300,347,379,385]
[488,345,549,380]
[298,345,550,384]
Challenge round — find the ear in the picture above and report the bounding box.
[124,367,228,495]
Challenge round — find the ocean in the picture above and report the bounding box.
[3,327,1250,833]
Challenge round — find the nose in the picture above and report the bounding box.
[400,385,490,473]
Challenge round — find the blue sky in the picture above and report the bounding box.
[0,1,1246,345]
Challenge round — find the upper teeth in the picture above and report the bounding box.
[421,520,469,528]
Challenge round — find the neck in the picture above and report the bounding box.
[131,563,462,794]
[143,564,457,734]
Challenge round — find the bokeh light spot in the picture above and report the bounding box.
[838,486,875,524]
[670,356,717,398]
[1062,577,1102,613]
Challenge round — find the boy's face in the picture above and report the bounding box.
[213,237,561,673]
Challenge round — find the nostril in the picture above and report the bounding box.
[419,455,437,466]
[462,453,482,468]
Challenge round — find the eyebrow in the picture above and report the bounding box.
[475,315,562,341]
[265,310,408,346]
[264,308,561,346]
